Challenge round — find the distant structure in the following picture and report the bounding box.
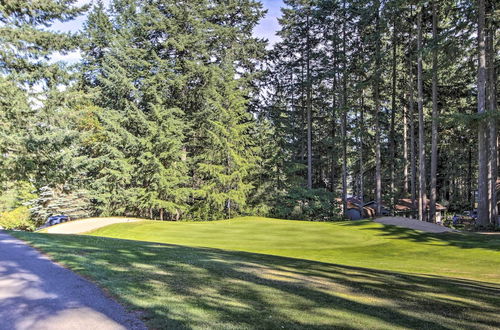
[337,197,385,220]
[394,198,446,223]
[363,201,390,217]
[339,196,448,223]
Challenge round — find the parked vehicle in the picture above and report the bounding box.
[46,215,70,226]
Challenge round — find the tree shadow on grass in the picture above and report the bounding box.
[14,233,500,330]
[340,220,500,252]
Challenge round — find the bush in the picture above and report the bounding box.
[271,187,342,221]
[0,206,35,231]
[0,181,36,212]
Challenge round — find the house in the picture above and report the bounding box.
[394,198,447,223]
[337,197,377,220]
[363,201,391,217]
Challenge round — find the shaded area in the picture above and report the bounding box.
[0,232,146,330]
[340,220,500,252]
[11,231,500,330]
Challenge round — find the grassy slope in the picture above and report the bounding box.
[89,217,500,283]
[10,217,500,329]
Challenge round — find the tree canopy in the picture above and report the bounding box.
[0,0,498,227]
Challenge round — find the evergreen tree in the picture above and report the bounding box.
[0,77,31,184]
[0,0,87,188]
[0,0,86,85]
[262,0,497,223]
[78,0,266,219]
[192,67,258,219]
[2,0,497,226]
[79,0,189,218]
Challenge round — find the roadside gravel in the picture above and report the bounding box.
[42,218,141,234]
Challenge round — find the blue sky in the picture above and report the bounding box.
[254,0,284,45]
[51,0,284,62]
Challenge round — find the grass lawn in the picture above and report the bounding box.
[88,217,500,283]
[10,217,500,329]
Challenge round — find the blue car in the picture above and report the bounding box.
[46,215,70,226]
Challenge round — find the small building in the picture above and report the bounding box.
[394,198,446,223]
[337,197,368,220]
[363,201,391,217]
[346,207,363,220]
[337,197,381,220]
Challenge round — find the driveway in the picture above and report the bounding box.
[42,218,140,234]
[0,231,146,330]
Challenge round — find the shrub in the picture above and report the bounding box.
[0,206,35,231]
[271,187,342,221]
[0,181,36,212]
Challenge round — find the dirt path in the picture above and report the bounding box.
[374,216,457,233]
[0,231,146,330]
[42,218,141,234]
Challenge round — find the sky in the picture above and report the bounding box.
[50,0,284,63]
[253,0,284,45]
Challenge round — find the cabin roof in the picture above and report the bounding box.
[395,198,446,212]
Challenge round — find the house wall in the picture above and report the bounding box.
[346,209,362,221]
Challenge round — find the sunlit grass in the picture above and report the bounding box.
[10,217,500,329]
[88,216,500,283]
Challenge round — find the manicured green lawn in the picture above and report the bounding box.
[10,217,500,329]
[89,217,500,283]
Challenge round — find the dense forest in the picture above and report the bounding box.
[0,0,498,229]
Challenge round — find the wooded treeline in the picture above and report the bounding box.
[261,0,498,226]
[0,0,498,226]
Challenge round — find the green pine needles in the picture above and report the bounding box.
[74,0,267,220]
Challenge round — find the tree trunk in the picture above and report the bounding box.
[331,80,337,193]
[417,6,428,222]
[359,89,365,205]
[429,0,439,223]
[477,0,489,227]
[306,12,313,190]
[390,17,397,210]
[486,5,498,226]
[468,145,473,209]
[403,103,409,195]
[300,55,306,163]
[331,23,338,195]
[409,67,417,209]
[341,0,348,217]
[408,4,417,209]
[374,0,382,215]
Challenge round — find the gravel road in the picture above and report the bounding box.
[0,231,146,330]
[43,218,140,234]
